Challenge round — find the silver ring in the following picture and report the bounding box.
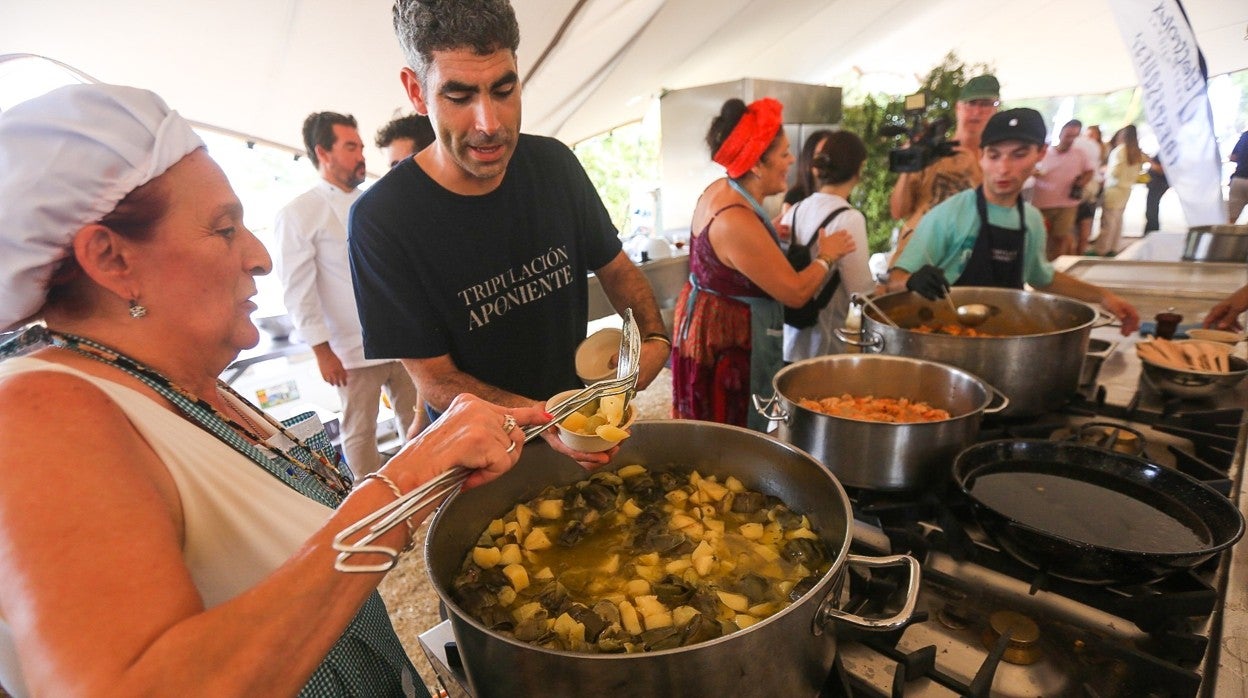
[502,414,517,434]
[506,440,517,453]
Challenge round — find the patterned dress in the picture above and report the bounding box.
[672,204,772,427]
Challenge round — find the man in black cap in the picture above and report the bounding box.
[887,108,1140,335]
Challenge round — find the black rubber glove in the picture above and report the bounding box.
[905,264,950,301]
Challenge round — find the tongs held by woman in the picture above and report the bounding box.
[331,309,642,573]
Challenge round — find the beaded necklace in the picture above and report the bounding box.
[33,327,351,502]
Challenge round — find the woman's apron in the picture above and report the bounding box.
[954,186,1027,288]
[677,180,785,432]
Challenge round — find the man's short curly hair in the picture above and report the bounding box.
[392,0,520,83]
[375,114,435,152]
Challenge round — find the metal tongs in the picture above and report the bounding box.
[331,310,642,573]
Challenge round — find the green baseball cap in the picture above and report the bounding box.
[960,75,1000,102]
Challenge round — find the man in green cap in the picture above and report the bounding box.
[888,74,1000,266]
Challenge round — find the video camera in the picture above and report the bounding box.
[879,91,959,174]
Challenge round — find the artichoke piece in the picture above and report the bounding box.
[479,605,514,631]
[559,520,591,547]
[456,582,500,618]
[731,491,768,514]
[513,616,553,643]
[567,603,609,642]
[626,475,664,505]
[592,599,621,626]
[772,506,804,530]
[652,574,696,607]
[639,625,683,651]
[687,589,719,618]
[680,612,724,646]
[728,572,770,604]
[782,537,829,568]
[580,482,617,511]
[593,626,631,653]
[534,580,572,616]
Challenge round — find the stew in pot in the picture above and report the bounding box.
[450,465,832,653]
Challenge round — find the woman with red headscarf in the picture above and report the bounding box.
[671,98,856,430]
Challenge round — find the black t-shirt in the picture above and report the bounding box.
[1233,131,1248,180]
[348,134,622,401]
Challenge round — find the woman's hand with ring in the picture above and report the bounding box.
[386,394,546,491]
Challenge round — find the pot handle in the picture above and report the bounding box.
[1091,307,1118,328]
[813,553,920,635]
[1086,339,1118,360]
[833,326,883,351]
[981,381,1011,415]
[752,393,789,423]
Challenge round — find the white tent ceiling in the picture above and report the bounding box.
[1,0,1245,172]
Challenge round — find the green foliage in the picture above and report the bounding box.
[841,52,994,254]
[572,123,660,232]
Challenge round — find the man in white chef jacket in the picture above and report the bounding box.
[275,111,419,476]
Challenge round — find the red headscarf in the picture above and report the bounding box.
[712,98,784,179]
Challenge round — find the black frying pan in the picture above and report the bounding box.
[953,439,1245,586]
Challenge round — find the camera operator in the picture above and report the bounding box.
[887,75,1000,268]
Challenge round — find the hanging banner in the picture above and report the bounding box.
[1108,0,1224,227]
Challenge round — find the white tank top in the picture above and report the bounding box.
[0,357,332,697]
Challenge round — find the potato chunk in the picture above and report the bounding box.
[502,563,530,592]
[499,543,523,566]
[523,527,553,551]
[716,590,749,612]
[616,464,647,479]
[535,498,564,520]
[471,546,502,568]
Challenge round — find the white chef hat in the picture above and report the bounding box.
[0,83,204,330]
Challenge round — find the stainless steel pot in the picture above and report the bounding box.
[754,355,1007,490]
[837,287,1113,417]
[1182,224,1248,263]
[424,421,919,697]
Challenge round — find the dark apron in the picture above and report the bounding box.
[678,274,783,433]
[954,186,1027,289]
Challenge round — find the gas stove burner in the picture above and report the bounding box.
[1070,420,1146,456]
[983,610,1042,666]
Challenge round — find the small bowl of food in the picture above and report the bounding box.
[1185,328,1246,345]
[575,328,622,385]
[548,389,635,452]
[1136,338,1247,398]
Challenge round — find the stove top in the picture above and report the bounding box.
[417,335,1248,698]
[832,392,1245,698]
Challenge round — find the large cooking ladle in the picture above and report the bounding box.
[955,302,996,327]
[920,250,996,327]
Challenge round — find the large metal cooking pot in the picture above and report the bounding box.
[425,421,920,697]
[1182,224,1248,262]
[953,439,1245,585]
[754,355,1008,490]
[837,287,1113,417]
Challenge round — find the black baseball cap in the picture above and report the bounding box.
[981,108,1046,147]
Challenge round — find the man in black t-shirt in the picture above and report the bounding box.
[350,0,668,466]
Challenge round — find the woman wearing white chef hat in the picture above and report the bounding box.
[0,83,544,697]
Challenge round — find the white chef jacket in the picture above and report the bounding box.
[274,180,383,369]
